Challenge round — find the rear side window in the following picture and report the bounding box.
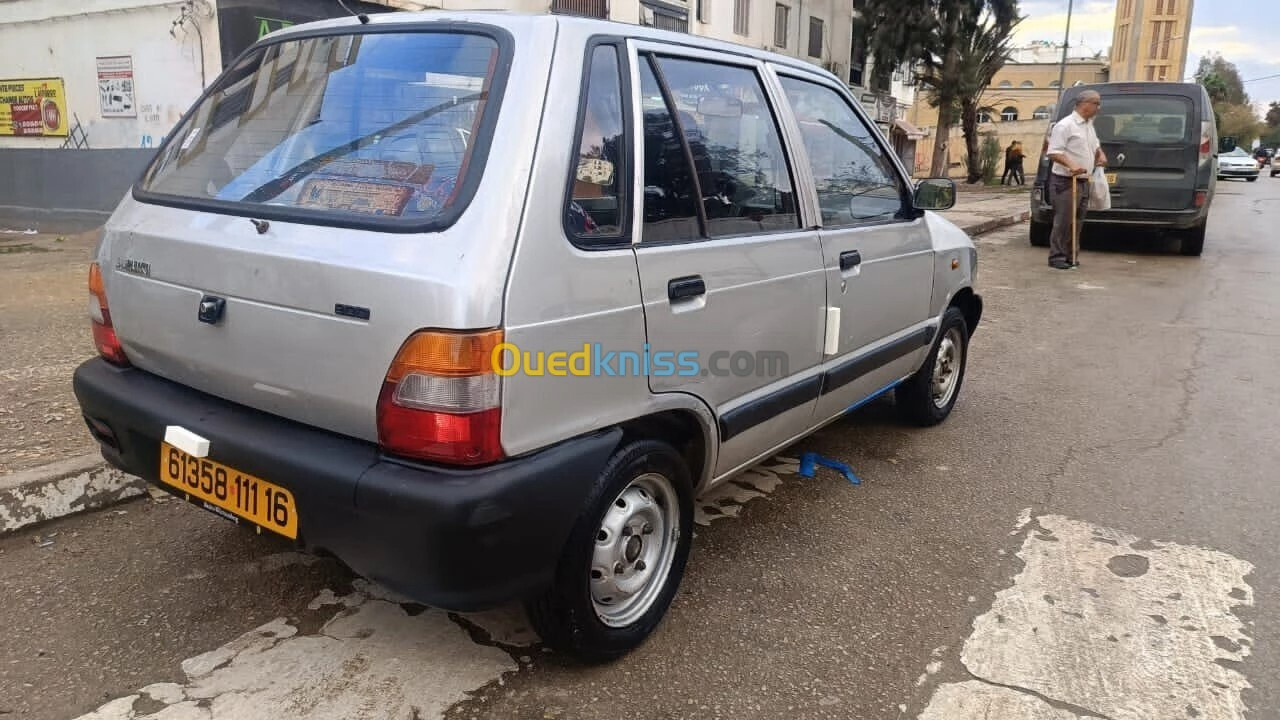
[1090,95,1194,145]
[638,54,800,242]
[779,76,905,226]
[137,31,505,229]
[566,45,628,241]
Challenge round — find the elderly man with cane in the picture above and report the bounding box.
[1045,90,1107,270]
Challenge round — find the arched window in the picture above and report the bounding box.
[1001,106,1019,122]
[1033,106,1052,119]
[977,107,995,123]
[1049,79,1062,88]
[1020,80,1035,88]
[998,80,1013,88]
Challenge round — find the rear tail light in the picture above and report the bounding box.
[1194,190,1208,208]
[88,263,130,366]
[1199,121,1213,164]
[376,329,504,465]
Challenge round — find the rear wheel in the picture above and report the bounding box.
[525,439,693,662]
[1179,223,1206,257]
[1030,220,1051,247]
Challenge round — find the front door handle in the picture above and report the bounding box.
[668,275,706,301]
[839,250,862,271]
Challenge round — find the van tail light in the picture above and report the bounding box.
[88,263,130,367]
[1194,190,1208,208]
[1199,121,1213,164]
[376,329,504,465]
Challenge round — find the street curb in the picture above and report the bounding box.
[0,455,146,535]
[959,210,1031,237]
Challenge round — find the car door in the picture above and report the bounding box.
[627,43,827,479]
[773,71,936,423]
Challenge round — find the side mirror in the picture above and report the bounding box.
[913,178,956,211]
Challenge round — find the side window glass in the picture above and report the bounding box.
[566,45,627,239]
[652,56,800,238]
[638,57,702,243]
[779,76,906,226]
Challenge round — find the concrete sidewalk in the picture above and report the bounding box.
[940,184,1032,237]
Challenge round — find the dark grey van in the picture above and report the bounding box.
[1030,82,1218,256]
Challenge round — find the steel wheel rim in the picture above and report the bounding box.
[590,472,680,628]
[931,327,964,409]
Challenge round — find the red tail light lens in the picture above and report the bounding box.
[89,263,130,366]
[376,330,503,465]
[1194,190,1208,208]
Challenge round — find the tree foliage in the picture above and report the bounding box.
[1266,101,1280,128]
[1196,53,1261,148]
[860,0,1022,177]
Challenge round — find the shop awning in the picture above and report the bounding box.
[893,118,928,139]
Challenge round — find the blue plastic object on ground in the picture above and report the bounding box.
[798,452,862,485]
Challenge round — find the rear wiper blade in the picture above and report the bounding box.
[240,92,483,204]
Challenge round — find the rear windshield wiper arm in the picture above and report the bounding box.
[240,92,483,203]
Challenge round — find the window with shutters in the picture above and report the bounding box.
[774,4,789,48]
[807,17,823,58]
[734,0,750,36]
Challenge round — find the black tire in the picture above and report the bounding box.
[897,307,969,426]
[1247,176,1259,182]
[1180,223,1206,257]
[525,439,693,662]
[1030,220,1051,247]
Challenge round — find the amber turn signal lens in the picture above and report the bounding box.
[385,329,504,381]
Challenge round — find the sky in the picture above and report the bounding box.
[1014,0,1280,113]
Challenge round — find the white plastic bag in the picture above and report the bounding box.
[1089,166,1111,210]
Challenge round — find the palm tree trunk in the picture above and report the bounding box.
[962,101,982,184]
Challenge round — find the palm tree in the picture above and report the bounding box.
[937,13,1021,183]
[861,0,1021,178]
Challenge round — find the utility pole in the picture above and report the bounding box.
[1055,0,1074,105]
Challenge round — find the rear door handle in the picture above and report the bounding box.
[668,275,706,301]
[839,250,862,271]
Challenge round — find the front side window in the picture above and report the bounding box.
[779,76,905,226]
[639,55,800,242]
[138,32,504,227]
[566,45,627,240]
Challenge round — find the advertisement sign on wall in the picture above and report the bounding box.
[97,56,137,118]
[0,78,69,137]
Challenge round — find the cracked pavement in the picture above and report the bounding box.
[2,179,1279,719]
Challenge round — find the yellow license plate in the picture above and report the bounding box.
[1106,172,1118,185]
[159,443,298,539]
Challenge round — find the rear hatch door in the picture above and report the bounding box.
[1097,92,1200,210]
[101,26,516,442]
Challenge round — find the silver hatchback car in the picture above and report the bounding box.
[74,12,981,660]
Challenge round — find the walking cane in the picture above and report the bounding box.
[1070,175,1080,265]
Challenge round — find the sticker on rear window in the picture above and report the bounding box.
[296,179,413,216]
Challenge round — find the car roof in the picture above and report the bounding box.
[260,10,846,85]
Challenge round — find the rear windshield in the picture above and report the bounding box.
[137,30,504,228]
[1091,95,1194,145]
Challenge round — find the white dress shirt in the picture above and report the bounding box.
[1047,111,1100,178]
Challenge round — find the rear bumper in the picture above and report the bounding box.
[72,358,621,611]
[1030,193,1206,230]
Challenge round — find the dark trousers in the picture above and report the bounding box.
[1049,174,1089,264]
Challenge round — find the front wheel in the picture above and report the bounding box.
[1247,176,1259,182]
[897,307,970,426]
[525,439,693,662]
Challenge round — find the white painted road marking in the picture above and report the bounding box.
[919,514,1255,720]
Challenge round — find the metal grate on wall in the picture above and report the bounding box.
[551,0,609,19]
[642,0,690,32]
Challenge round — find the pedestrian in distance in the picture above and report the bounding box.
[1044,91,1107,270]
[1010,140,1026,185]
[1001,141,1022,185]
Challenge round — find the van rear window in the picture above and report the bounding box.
[1092,95,1194,145]
[136,30,504,228]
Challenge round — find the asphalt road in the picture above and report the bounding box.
[2,177,1278,720]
